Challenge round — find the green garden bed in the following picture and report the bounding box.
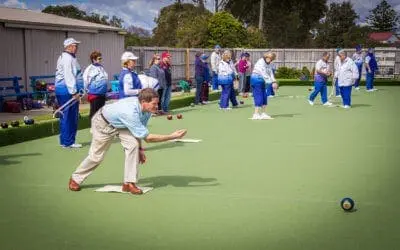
[0,91,221,147]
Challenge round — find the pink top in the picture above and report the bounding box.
[238,59,248,73]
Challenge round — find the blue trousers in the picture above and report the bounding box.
[335,79,340,96]
[238,73,246,93]
[366,71,375,90]
[354,65,362,88]
[339,86,352,106]
[253,84,267,107]
[161,85,172,112]
[212,72,219,90]
[195,76,203,104]
[309,82,328,104]
[266,83,275,97]
[220,84,238,108]
[56,93,79,146]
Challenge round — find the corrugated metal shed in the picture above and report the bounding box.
[0,7,122,32]
[0,7,125,92]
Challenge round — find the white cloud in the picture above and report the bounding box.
[394,4,400,13]
[1,0,215,29]
[1,0,27,9]
[46,0,164,30]
[327,0,400,22]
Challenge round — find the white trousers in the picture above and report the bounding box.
[72,111,140,184]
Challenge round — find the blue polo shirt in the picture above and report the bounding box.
[102,97,151,139]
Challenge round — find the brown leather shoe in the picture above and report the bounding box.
[122,183,143,195]
[69,178,81,191]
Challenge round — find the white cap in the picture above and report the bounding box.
[121,51,138,62]
[63,38,81,48]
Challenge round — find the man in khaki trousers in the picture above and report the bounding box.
[69,88,187,195]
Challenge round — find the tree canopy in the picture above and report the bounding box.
[224,0,327,47]
[41,1,391,49]
[366,0,399,32]
[42,5,123,28]
[315,1,359,48]
[207,11,247,48]
[152,3,211,47]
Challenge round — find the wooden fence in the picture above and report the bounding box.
[127,47,400,82]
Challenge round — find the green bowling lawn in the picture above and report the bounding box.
[0,86,399,250]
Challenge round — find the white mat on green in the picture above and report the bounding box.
[95,185,153,194]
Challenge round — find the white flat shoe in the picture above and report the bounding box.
[260,113,273,120]
[63,143,82,148]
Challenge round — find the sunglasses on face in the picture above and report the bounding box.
[97,57,102,60]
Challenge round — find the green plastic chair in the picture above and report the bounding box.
[178,80,191,93]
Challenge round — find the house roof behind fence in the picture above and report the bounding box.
[0,7,123,33]
[369,32,396,42]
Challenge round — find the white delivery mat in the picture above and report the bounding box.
[95,185,153,194]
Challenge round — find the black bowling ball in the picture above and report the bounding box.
[1,122,8,129]
[10,121,20,127]
[24,119,35,125]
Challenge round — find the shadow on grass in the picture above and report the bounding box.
[82,176,219,190]
[139,175,219,189]
[81,141,91,147]
[169,108,197,114]
[273,113,301,118]
[351,104,372,108]
[0,153,42,166]
[236,104,252,108]
[145,141,185,151]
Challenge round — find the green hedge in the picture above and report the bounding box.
[0,91,221,147]
[275,67,312,80]
[0,116,91,147]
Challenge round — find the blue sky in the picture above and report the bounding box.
[1,0,399,30]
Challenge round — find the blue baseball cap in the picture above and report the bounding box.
[355,45,362,51]
[200,54,209,60]
[215,45,221,49]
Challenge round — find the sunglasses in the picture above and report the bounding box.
[97,57,102,60]
[155,58,161,60]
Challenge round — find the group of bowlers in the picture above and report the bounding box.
[54,38,184,194]
[309,46,378,108]
[57,37,378,194]
[208,46,278,120]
